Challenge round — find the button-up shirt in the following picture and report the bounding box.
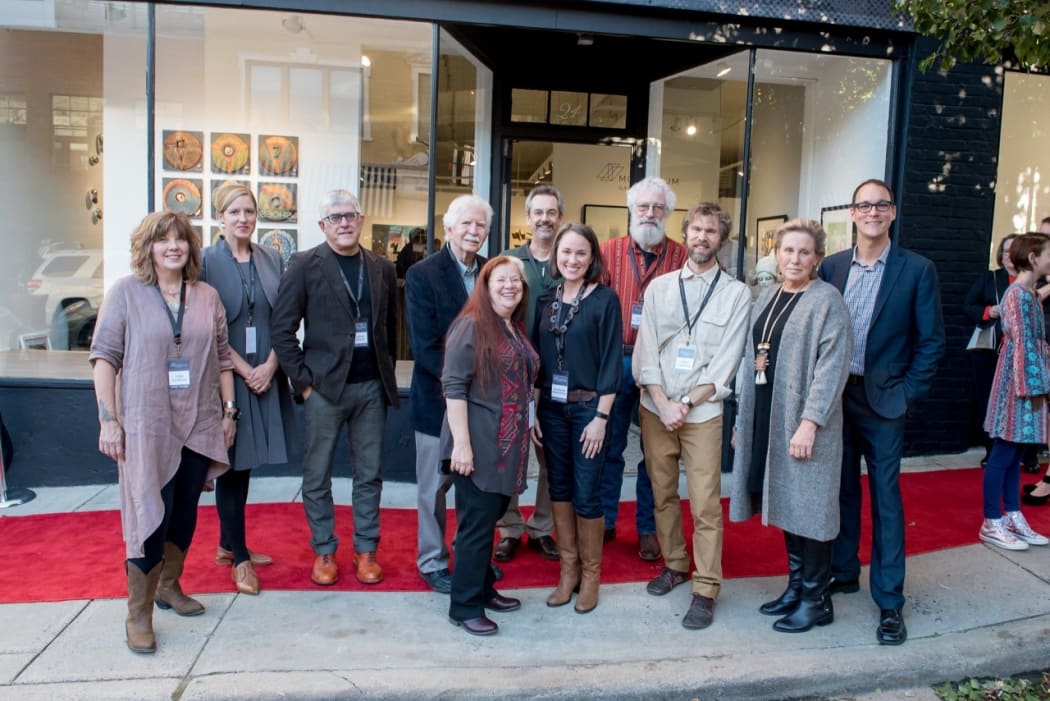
[843,241,891,375]
[448,245,480,294]
[600,234,689,347]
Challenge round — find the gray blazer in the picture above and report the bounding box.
[729,279,852,541]
[201,236,282,324]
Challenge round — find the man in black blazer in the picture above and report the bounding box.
[405,194,491,593]
[272,189,399,588]
[819,179,945,646]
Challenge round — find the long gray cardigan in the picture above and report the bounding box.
[729,279,852,541]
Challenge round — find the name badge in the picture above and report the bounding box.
[245,326,258,355]
[675,345,697,374]
[551,372,569,403]
[167,358,190,389]
[355,321,369,348]
[528,398,536,429]
[630,302,643,330]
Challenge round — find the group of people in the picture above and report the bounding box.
[964,218,1050,552]
[94,173,959,654]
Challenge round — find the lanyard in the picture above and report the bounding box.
[678,268,721,337]
[628,239,667,292]
[549,284,584,372]
[156,281,186,354]
[522,245,549,286]
[235,255,256,324]
[337,256,366,319]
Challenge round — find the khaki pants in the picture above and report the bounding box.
[640,407,723,599]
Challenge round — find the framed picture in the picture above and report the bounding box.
[17,331,51,350]
[755,215,788,260]
[820,204,855,255]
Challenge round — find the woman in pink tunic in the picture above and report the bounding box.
[90,211,236,654]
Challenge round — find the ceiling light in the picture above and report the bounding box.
[716,65,732,78]
[282,14,305,34]
[686,124,697,136]
[361,55,371,68]
[576,33,594,47]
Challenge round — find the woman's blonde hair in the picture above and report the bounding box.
[774,218,827,279]
[130,210,202,285]
[213,181,256,218]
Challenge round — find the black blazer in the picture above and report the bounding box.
[271,243,399,407]
[405,247,487,437]
[820,243,946,420]
[963,267,1010,340]
[201,236,282,324]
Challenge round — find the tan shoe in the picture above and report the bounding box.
[215,546,274,567]
[125,561,162,654]
[154,542,205,616]
[232,561,260,595]
[353,551,384,585]
[311,553,339,586]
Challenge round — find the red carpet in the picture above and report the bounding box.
[2,468,1048,603]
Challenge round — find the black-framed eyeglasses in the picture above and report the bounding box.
[851,200,894,213]
[323,212,360,224]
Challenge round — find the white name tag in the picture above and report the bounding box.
[355,321,369,348]
[630,302,643,330]
[528,399,536,429]
[675,345,696,374]
[245,326,257,355]
[167,358,190,389]
[551,372,569,403]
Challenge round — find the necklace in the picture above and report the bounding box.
[754,282,808,385]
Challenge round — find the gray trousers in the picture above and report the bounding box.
[415,430,452,574]
[497,444,553,540]
[301,379,386,555]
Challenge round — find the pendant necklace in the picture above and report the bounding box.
[755,283,806,385]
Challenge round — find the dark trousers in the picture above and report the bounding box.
[983,438,1024,518]
[832,383,906,611]
[129,447,211,573]
[599,354,655,533]
[449,473,509,621]
[216,467,252,564]
[539,397,606,519]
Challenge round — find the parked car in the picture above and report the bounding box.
[25,248,103,351]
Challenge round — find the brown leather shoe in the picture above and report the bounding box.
[311,553,339,586]
[493,537,521,562]
[527,535,560,561]
[215,546,274,567]
[682,593,715,630]
[353,551,384,585]
[450,615,499,636]
[232,561,260,595]
[638,533,661,561]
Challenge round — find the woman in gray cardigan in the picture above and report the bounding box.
[730,218,851,633]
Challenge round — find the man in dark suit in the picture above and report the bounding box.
[272,189,399,588]
[819,178,945,646]
[406,194,491,593]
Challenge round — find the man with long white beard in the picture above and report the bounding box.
[599,177,688,561]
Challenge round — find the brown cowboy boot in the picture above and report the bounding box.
[125,560,162,653]
[154,542,205,616]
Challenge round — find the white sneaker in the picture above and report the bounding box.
[1004,511,1050,546]
[979,518,1029,551]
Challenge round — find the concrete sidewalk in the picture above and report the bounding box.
[1,448,1048,701]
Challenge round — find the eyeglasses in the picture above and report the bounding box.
[322,212,360,225]
[851,200,894,213]
[529,209,560,219]
[635,202,666,214]
[492,276,523,286]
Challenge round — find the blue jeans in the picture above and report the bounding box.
[598,354,654,534]
[539,397,606,519]
[983,438,1023,518]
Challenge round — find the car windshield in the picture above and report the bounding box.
[40,256,90,277]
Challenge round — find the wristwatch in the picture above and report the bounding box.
[680,395,694,408]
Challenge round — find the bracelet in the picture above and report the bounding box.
[595,410,610,420]
[223,400,237,409]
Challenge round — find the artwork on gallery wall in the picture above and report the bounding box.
[755,215,789,259]
[259,229,298,265]
[258,134,299,177]
[162,178,203,217]
[820,204,855,255]
[210,226,222,246]
[210,133,250,175]
[210,179,251,219]
[162,130,204,172]
[258,182,297,223]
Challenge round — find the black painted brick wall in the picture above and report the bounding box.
[897,37,1004,456]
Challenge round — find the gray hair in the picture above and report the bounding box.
[443,194,493,231]
[524,185,564,216]
[627,176,677,215]
[318,189,363,220]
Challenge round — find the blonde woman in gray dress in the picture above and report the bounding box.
[91,210,236,654]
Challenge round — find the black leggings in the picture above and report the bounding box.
[215,467,252,564]
[128,447,210,574]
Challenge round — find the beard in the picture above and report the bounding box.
[630,219,665,250]
[689,245,716,267]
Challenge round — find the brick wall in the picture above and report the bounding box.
[897,37,1004,455]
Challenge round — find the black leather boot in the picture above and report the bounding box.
[774,537,834,633]
[760,531,803,616]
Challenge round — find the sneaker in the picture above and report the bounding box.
[419,568,452,593]
[1004,511,1050,546]
[979,518,1029,551]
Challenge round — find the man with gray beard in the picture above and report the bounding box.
[631,202,750,628]
[599,177,688,560]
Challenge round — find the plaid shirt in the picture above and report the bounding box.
[600,235,688,347]
[843,241,891,375]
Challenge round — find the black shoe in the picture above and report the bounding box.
[419,568,452,594]
[493,537,521,562]
[603,527,616,543]
[449,615,498,636]
[484,593,522,612]
[527,535,559,561]
[759,585,801,616]
[773,597,834,633]
[829,577,859,595]
[646,567,690,596]
[876,608,907,645]
[1024,462,1042,474]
